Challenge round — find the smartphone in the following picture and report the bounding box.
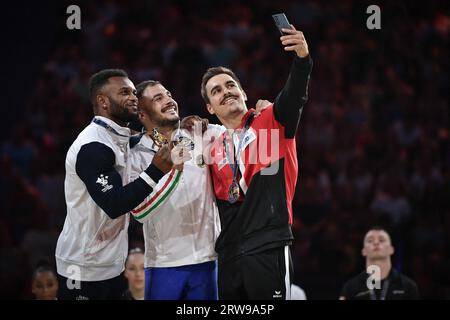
[272,13,292,35]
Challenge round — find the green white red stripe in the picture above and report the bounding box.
[132,169,182,221]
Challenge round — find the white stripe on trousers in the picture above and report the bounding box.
[284,245,291,300]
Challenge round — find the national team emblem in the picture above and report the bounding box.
[96,174,113,192]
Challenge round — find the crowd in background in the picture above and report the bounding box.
[1,0,448,299]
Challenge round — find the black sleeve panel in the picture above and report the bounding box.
[273,55,313,138]
[75,142,164,219]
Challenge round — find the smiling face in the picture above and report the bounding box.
[362,230,394,261]
[97,76,138,125]
[204,73,248,125]
[138,83,180,129]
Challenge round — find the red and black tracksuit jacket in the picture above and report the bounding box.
[209,55,313,264]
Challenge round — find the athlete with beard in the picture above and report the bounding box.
[55,69,176,300]
[129,80,222,300]
[128,81,271,300]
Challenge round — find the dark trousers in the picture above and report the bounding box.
[218,245,293,300]
[57,273,126,300]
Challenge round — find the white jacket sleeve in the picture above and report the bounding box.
[130,169,182,223]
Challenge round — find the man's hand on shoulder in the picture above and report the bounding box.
[255,99,272,116]
[180,115,208,134]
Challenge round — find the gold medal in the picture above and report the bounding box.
[149,128,168,147]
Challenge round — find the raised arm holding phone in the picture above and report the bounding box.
[199,15,313,300]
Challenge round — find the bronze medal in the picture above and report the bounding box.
[228,180,240,204]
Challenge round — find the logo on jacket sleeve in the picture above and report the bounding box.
[273,290,283,298]
[96,174,113,192]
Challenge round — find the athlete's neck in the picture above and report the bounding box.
[220,111,247,130]
[160,126,176,140]
[95,111,128,127]
[110,118,128,127]
[366,258,392,280]
[147,123,177,140]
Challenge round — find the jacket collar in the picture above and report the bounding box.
[93,116,132,137]
[238,108,256,129]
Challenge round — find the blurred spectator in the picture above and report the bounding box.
[122,248,144,300]
[31,262,58,300]
[340,227,420,300]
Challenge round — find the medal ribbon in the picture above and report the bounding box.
[222,112,255,199]
[369,279,390,300]
[92,118,132,138]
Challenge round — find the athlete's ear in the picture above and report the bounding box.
[242,90,248,102]
[206,104,215,115]
[97,95,109,111]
